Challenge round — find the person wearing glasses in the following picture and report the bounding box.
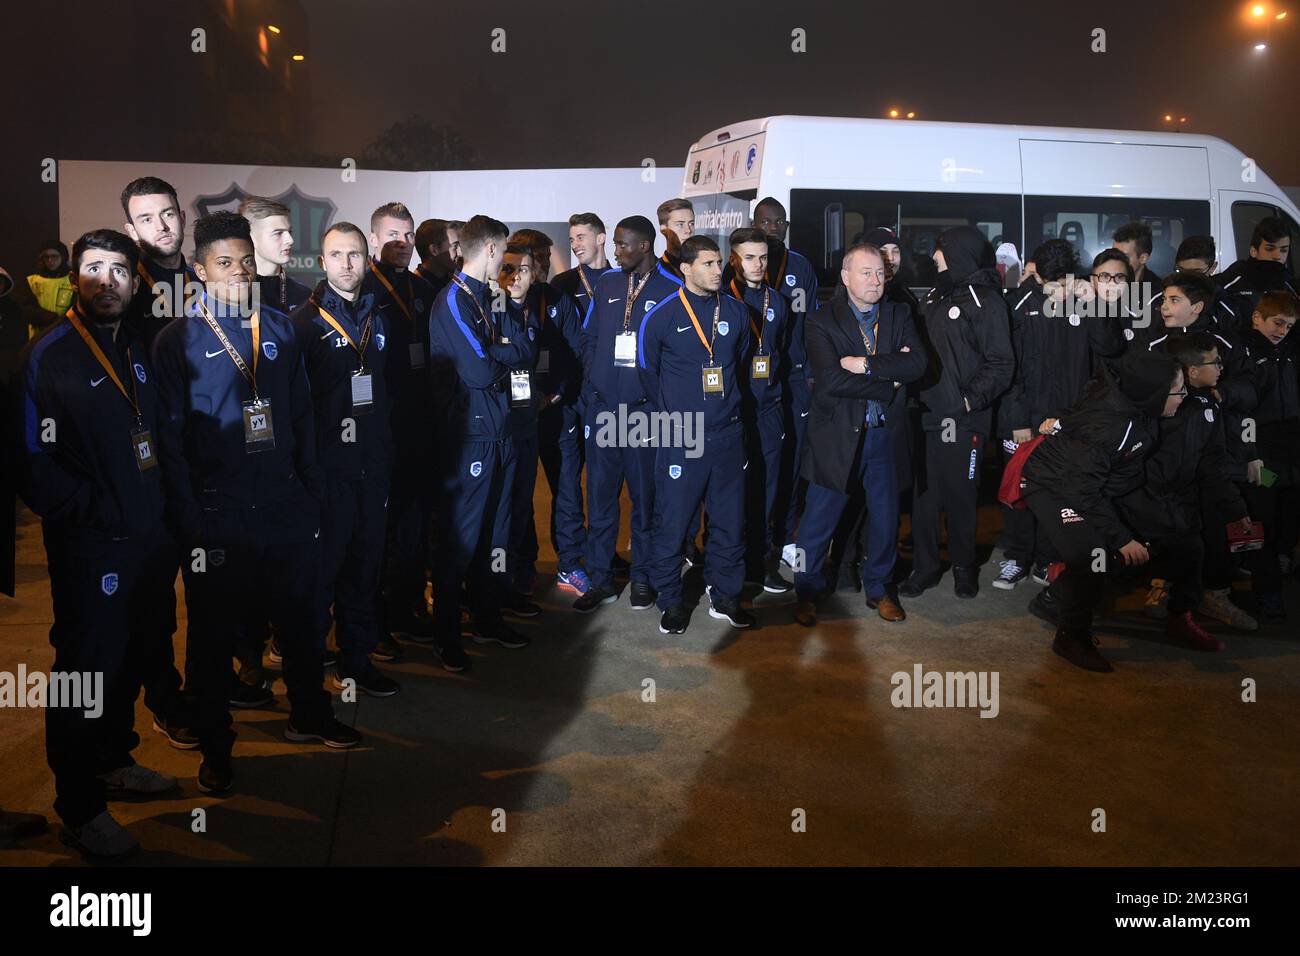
[1018,349,1187,672]
[995,239,1125,591]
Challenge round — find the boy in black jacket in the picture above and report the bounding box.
[900,226,1014,600]
[1021,349,1185,671]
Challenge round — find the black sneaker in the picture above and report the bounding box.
[502,592,542,618]
[953,565,979,599]
[334,663,400,697]
[472,621,530,648]
[269,637,338,667]
[197,759,233,795]
[152,717,200,750]
[229,678,275,709]
[573,584,618,613]
[435,641,472,673]
[629,582,657,610]
[1028,589,1061,626]
[898,571,940,598]
[707,587,756,628]
[388,610,438,645]
[763,568,792,593]
[659,605,690,634]
[992,559,1030,590]
[1030,561,1051,586]
[285,717,362,749]
[1051,628,1113,673]
[371,633,404,663]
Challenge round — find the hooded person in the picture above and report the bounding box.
[25,240,75,337]
[899,225,1014,600]
[861,227,920,317]
[1018,348,1186,671]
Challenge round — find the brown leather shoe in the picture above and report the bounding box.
[867,593,906,622]
[794,601,817,627]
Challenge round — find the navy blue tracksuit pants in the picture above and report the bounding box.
[584,398,656,590]
[794,426,898,601]
[436,437,515,639]
[777,373,811,545]
[180,497,331,760]
[319,474,390,671]
[650,426,746,609]
[745,402,784,570]
[43,524,176,827]
[509,429,540,584]
[532,401,587,571]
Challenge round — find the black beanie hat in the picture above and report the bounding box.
[1116,348,1181,418]
[862,227,900,250]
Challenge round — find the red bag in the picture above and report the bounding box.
[997,435,1045,509]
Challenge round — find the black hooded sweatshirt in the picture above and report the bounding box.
[916,225,1014,433]
[1216,257,1298,324]
[1023,349,1180,551]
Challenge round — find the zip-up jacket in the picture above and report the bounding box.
[1241,327,1300,466]
[364,258,435,452]
[767,242,819,384]
[726,278,788,411]
[551,263,604,318]
[530,282,584,406]
[581,263,681,408]
[1216,258,1298,328]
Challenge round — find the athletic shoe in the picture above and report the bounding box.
[1051,628,1112,672]
[952,565,979,599]
[334,663,400,697]
[502,592,542,618]
[629,582,657,610]
[573,585,618,613]
[1143,580,1169,619]
[556,567,592,596]
[229,678,274,709]
[269,637,339,665]
[1197,589,1258,631]
[763,568,792,593]
[659,605,690,634]
[780,541,799,570]
[611,553,632,575]
[371,633,404,662]
[152,717,200,751]
[993,559,1029,590]
[1030,561,1051,586]
[98,764,177,795]
[197,759,233,795]
[284,717,361,749]
[267,637,283,664]
[707,586,756,628]
[472,621,530,648]
[387,610,437,645]
[60,811,139,860]
[1166,610,1224,652]
[435,642,472,673]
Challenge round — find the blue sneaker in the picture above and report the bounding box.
[556,567,591,596]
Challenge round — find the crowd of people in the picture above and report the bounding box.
[6,174,1298,859]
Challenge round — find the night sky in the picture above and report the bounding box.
[2,0,1297,271]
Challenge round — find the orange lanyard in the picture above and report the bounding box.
[450,274,494,343]
[198,300,261,398]
[577,265,595,300]
[65,307,142,422]
[135,261,158,293]
[368,260,414,324]
[770,248,788,289]
[312,297,373,365]
[730,279,771,352]
[677,288,719,362]
[623,269,654,332]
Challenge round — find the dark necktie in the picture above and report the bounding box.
[856,308,884,427]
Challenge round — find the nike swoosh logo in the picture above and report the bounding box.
[607,297,619,303]
[800,411,810,417]
[90,376,106,387]
[320,330,334,339]
[567,425,577,433]
[205,349,225,358]
[676,325,691,332]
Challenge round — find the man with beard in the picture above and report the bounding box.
[121,176,197,348]
[239,196,311,316]
[16,229,180,858]
[153,212,356,795]
[899,225,1014,600]
[292,222,399,697]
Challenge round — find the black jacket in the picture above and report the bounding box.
[802,290,927,492]
[1000,280,1123,438]
[1023,350,1179,551]
[1242,327,1300,467]
[1117,389,1247,536]
[1216,258,1298,327]
[291,280,393,479]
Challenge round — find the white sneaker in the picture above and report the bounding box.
[992,559,1029,590]
[1143,579,1169,619]
[60,810,139,860]
[1198,589,1259,631]
[780,541,798,569]
[99,764,178,794]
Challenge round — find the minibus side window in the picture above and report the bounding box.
[1230,201,1277,264]
[1025,197,1210,279]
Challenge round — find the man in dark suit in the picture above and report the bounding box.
[793,243,928,626]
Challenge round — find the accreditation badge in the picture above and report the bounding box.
[130,425,157,472]
[751,354,770,380]
[613,331,637,368]
[351,371,374,414]
[242,398,276,452]
[510,370,533,407]
[702,363,724,399]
